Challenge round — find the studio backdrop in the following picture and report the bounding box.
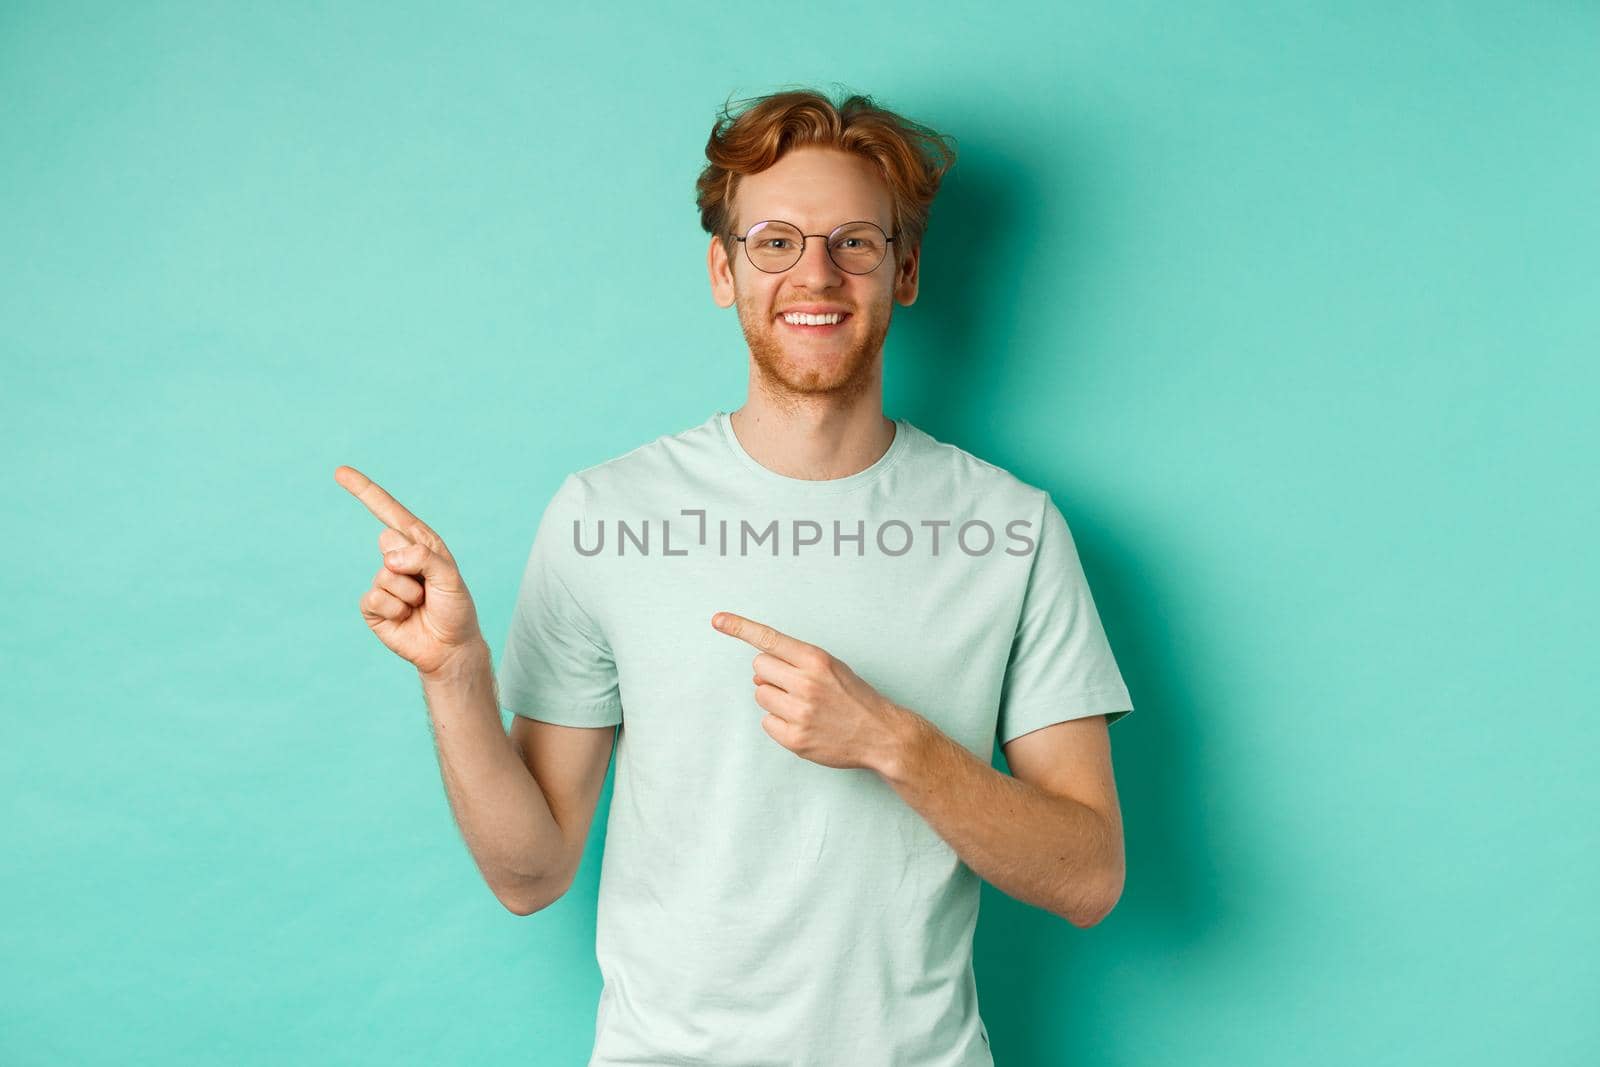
[3,3,1595,1065]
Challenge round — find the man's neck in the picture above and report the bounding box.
[728,393,896,482]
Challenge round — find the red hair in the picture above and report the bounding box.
[695,87,958,265]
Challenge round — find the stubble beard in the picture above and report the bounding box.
[735,289,892,408]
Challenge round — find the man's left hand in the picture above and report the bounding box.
[712,611,908,772]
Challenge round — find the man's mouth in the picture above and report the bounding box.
[777,310,851,333]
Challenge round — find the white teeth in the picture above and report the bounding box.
[782,312,843,326]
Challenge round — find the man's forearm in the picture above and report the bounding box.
[873,706,1123,928]
[418,640,567,913]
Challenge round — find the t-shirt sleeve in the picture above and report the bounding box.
[495,473,623,728]
[995,492,1133,745]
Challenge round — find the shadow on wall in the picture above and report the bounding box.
[887,122,1232,1065]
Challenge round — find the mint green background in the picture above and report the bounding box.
[4,3,1596,1064]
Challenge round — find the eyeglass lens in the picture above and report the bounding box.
[743,221,889,274]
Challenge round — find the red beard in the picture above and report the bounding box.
[736,296,892,405]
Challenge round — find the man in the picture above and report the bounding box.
[336,88,1133,1067]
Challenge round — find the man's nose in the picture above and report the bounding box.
[789,237,844,287]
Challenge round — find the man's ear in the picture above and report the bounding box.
[893,242,920,306]
[709,236,736,308]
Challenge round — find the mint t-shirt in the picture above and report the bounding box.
[496,411,1133,1067]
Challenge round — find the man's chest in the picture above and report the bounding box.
[579,543,1031,758]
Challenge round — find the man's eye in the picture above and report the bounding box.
[759,239,792,250]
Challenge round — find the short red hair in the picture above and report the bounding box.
[695,87,958,266]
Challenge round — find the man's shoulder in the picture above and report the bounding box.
[561,413,723,500]
[903,422,1051,509]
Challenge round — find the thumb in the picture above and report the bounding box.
[384,543,459,590]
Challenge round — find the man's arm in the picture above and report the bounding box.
[506,714,616,904]
[874,709,1125,928]
[418,640,611,916]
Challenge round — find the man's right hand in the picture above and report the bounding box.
[335,465,485,677]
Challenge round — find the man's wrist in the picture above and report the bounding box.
[419,637,492,689]
[874,701,930,784]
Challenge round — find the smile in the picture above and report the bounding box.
[778,311,851,332]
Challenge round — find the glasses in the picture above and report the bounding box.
[731,220,897,275]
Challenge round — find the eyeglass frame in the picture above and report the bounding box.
[729,219,899,275]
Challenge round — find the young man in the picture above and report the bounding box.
[337,89,1133,1067]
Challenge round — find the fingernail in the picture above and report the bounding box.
[385,550,404,565]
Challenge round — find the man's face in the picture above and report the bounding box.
[708,146,920,403]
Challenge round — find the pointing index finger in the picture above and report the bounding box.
[712,612,811,663]
[334,465,429,536]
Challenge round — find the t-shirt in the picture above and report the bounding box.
[496,410,1133,1067]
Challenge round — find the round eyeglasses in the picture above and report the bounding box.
[731,220,897,275]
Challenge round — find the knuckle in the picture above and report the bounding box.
[411,524,447,554]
